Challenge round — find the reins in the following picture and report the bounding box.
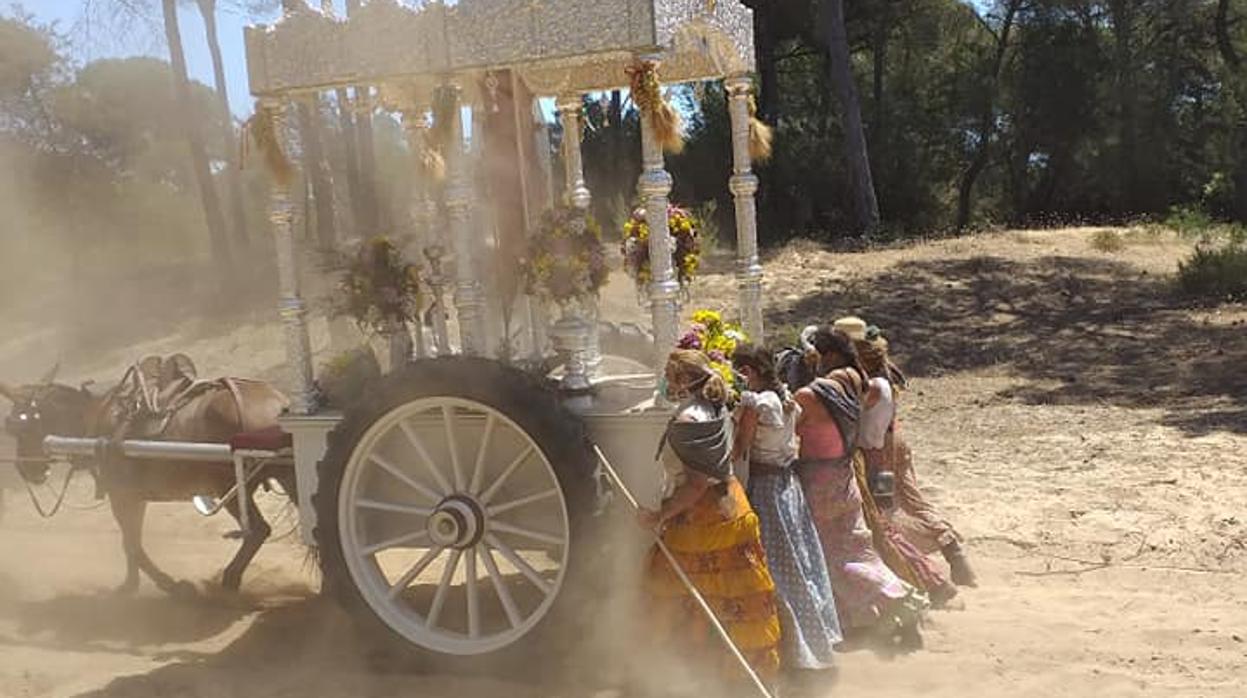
[19,460,88,519]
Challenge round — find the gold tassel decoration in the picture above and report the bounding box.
[627,60,683,154]
[422,85,457,180]
[747,95,773,163]
[242,100,294,187]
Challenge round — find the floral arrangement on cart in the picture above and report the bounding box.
[621,204,702,301]
[322,235,425,376]
[518,204,610,310]
[324,236,424,335]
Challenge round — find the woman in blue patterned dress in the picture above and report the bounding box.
[732,344,843,678]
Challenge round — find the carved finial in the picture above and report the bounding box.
[280,0,312,17]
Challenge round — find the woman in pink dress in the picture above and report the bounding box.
[794,326,924,646]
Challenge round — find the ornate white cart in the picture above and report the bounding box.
[241,0,767,663]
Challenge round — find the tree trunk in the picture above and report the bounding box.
[162,0,231,268]
[1215,0,1240,71]
[822,0,880,234]
[334,87,365,239]
[956,146,992,231]
[955,0,1020,231]
[607,89,624,209]
[753,5,781,122]
[872,29,885,133]
[1217,0,1246,222]
[196,0,249,251]
[1108,0,1139,211]
[297,99,338,248]
[352,86,380,234]
[344,0,379,235]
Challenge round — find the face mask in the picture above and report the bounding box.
[657,375,671,400]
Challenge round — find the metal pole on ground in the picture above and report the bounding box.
[591,445,775,698]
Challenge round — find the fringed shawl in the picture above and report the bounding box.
[806,370,864,465]
[657,402,734,482]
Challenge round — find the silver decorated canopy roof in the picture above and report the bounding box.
[244,0,755,98]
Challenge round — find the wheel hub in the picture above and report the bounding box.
[427,495,485,550]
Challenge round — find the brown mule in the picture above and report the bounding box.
[1,357,293,595]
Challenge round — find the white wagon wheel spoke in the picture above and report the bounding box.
[388,545,445,600]
[479,444,535,505]
[361,530,429,557]
[481,544,522,629]
[465,547,481,639]
[486,533,552,596]
[489,520,565,548]
[399,418,454,495]
[486,488,560,517]
[356,499,433,517]
[369,453,441,502]
[426,548,462,630]
[468,414,496,495]
[441,405,464,492]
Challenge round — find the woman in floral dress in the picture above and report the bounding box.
[639,350,782,690]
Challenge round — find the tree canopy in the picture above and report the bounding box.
[584,0,1247,240]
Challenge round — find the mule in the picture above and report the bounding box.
[0,362,294,595]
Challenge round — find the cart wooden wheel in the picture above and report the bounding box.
[314,357,604,663]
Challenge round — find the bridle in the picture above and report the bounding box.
[4,389,93,518]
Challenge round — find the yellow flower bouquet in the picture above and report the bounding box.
[621,204,701,293]
[677,309,749,401]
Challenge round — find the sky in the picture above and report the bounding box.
[26,0,550,125]
[30,0,287,118]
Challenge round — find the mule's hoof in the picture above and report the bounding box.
[220,573,242,593]
[168,580,199,599]
[113,581,139,597]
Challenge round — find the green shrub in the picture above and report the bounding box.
[1201,171,1238,221]
[1090,229,1127,252]
[1165,205,1217,238]
[1177,243,1247,301]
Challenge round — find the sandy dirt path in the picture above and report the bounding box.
[1,227,1244,697]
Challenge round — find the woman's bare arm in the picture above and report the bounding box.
[864,379,882,409]
[657,470,712,524]
[732,405,759,463]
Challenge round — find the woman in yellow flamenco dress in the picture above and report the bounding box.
[637,350,782,693]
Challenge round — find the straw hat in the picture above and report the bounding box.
[833,316,867,341]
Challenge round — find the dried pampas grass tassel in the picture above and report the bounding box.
[414,123,446,183]
[242,100,294,187]
[627,59,684,154]
[421,146,446,182]
[747,95,773,163]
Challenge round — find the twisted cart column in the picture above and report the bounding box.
[637,61,680,378]
[264,97,317,414]
[555,93,600,381]
[400,98,434,359]
[725,75,765,342]
[443,84,488,355]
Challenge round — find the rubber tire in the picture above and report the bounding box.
[313,357,607,677]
